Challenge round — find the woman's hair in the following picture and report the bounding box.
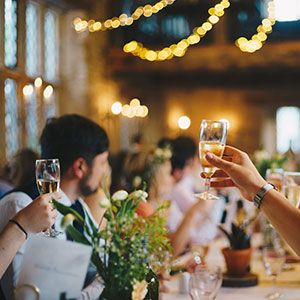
[123,147,172,199]
[11,148,40,188]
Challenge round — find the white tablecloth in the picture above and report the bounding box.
[162,236,300,300]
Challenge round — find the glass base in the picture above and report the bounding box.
[194,192,219,201]
[43,228,62,237]
[265,291,284,300]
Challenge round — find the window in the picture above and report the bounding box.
[25,88,38,149]
[276,106,300,153]
[26,2,39,77]
[44,10,58,82]
[4,0,18,68]
[274,0,300,22]
[4,79,19,159]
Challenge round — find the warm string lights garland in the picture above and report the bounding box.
[122,0,230,61]
[235,0,276,53]
[73,0,176,33]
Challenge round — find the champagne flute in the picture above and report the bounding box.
[195,120,227,200]
[262,231,286,300]
[35,159,60,237]
[189,265,222,300]
[282,172,300,209]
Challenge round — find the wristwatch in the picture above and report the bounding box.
[253,183,275,209]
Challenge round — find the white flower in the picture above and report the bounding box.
[132,280,148,300]
[99,197,111,208]
[254,150,270,162]
[61,213,75,230]
[112,190,128,202]
[132,190,148,202]
[154,148,163,156]
[133,176,142,188]
[164,149,172,159]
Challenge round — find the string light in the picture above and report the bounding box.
[178,116,191,130]
[73,0,176,33]
[111,101,122,115]
[235,0,275,53]
[117,98,149,118]
[23,85,34,96]
[34,77,43,88]
[123,0,230,61]
[43,85,54,99]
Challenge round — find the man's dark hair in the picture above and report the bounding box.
[40,114,109,175]
[171,136,196,171]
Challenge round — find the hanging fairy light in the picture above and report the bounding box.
[118,98,149,118]
[235,0,276,53]
[73,0,176,33]
[123,0,230,61]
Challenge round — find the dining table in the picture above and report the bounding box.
[161,235,300,300]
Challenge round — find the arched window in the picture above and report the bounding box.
[274,0,300,22]
[4,79,19,159]
[276,106,300,153]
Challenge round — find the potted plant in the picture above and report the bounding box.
[219,221,252,276]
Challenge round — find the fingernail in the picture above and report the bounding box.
[206,153,214,160]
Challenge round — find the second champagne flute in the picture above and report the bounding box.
[36,159,60,237]
[196,120,227,200]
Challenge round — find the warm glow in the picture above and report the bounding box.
[140,105,149,118]
[130,98,140,107]
[23,85,34,96]
[111,102,122,115]
[43,85,54,99]
[121,104,131,117]
[178,116,191,130]
[34,77,43,88]
[219,118,230,129]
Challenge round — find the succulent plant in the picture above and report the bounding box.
[219,220,254,250]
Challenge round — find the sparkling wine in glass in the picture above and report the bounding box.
[36,159,60,237]
[262,240,285,299]
[282,172,300,209]
[195,120,227,200]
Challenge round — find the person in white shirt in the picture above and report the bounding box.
[168,136,224,253]
[0,114,110,299]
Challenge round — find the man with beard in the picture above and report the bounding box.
[0,114,109,299]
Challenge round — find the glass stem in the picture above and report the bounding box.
[204,177,211,193]
[272,275,277,294]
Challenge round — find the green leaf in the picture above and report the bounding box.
[66,224,91,246]
[52,199,85,226]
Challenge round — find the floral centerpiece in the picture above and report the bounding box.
[53,188,171,300]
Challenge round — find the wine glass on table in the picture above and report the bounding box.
[262,232,286,300]
[195,120,227,200]
[189,265,222,300]
[282,172,300,209]
[35,159,60,237]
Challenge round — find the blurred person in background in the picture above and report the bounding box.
[169,136,224,251]
[0,164,13,198]
[123,147,210,256]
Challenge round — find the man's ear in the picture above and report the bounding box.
[72,158,88,179]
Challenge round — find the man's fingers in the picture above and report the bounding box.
[210,179,235,188]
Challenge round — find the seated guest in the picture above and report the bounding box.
[0,193,58,279]
[123,147,209,256]
[5,148,40,200]
[0,164,13,198]
[0,114,109,299]
[168,136,224,251]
